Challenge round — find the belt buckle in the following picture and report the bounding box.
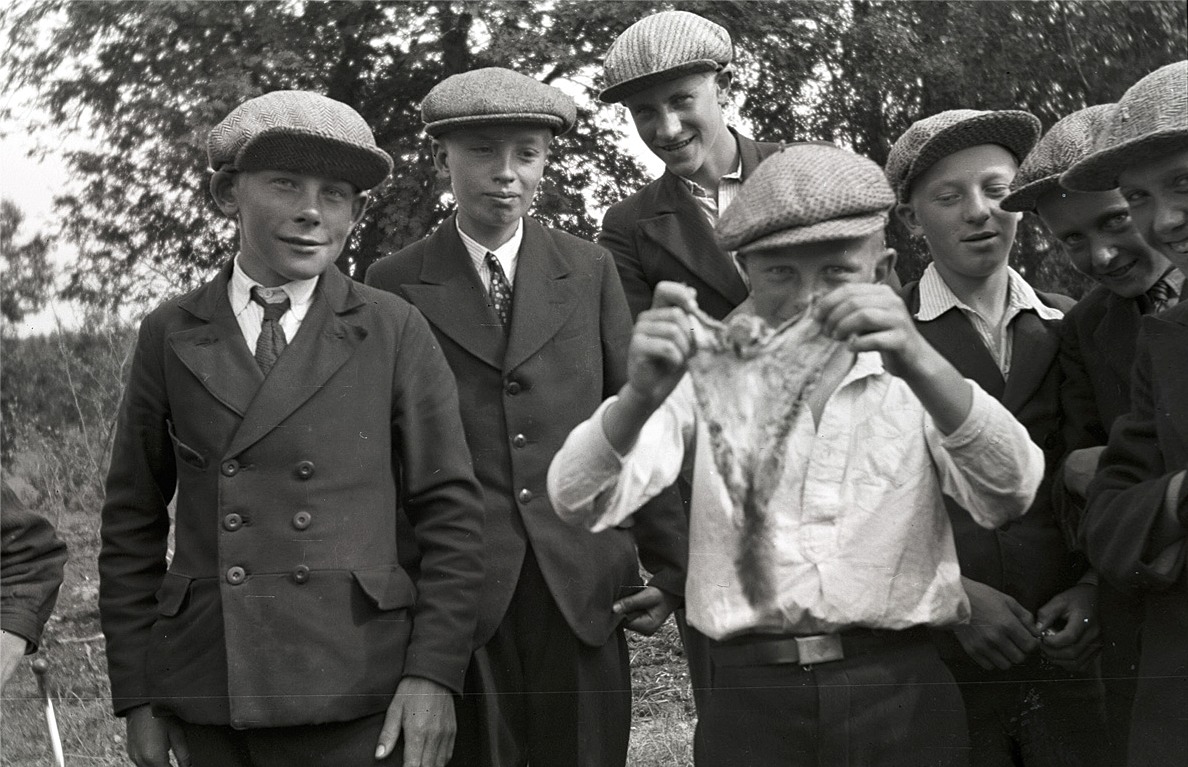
[796,634,844,665]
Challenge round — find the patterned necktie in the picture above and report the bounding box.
[486,252,513,326]
[1146,274,1177,314]
[250,285,290,375]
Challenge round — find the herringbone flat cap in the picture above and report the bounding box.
[600,11,731,103]
[1062,61,1188,191]
[207,90,393,191]
[422,68,576,137]
[885,109,1041,202]
[717,144,895,253]
[1001,104,1115,212]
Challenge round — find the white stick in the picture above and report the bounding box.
[31,658,66,767]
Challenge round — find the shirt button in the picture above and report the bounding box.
[518,488,533,504]
[505,380,522,395]
[223,513,243,532]
[221,459,240,477]
[292,511,312,530]
[512,433,527,448]
[292,565,310,584]
[226,566,246,585]
[295,461,315,480]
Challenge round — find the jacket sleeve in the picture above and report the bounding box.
[1058,309,1108,453]
[599,201,653,321]
[390,306,486,694]
[98,315,176,715]
[1,501,68,652]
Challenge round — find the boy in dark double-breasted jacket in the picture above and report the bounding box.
[98,91,485,767]
[365,68,687,767]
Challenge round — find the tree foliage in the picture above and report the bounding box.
[3,1,1185,306]
[0,198,55,323]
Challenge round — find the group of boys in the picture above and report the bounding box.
[91,6,1187,767]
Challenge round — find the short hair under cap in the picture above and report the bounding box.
[207,90,393,191]
[1061,61,1188,191]
[422,67,577,137]
[717,144,895,254]
[1001,104,1116,212]
[600,11,732,104]
[885,109,1041,203]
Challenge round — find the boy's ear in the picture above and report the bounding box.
[431,138,450,179]
[350,191,369,226]
[210,169,240,217]
[873,247,898,284]
[895,202,923,236]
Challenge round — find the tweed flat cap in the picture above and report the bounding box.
[600,11,732,103]
[885,109,1041,202]
[422,68,576,137]
[1001,104,1116,212]
[717,144,895,253]
[207,90,393,191]
[1062,61,1188,191]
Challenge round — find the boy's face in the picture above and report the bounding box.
[1035,188,1169,298]
[622,71,731,181]
[898,144,1021,282]
[433,125,551,246]
[214,170,365,287]
[738,234,893,327]
[1117,147,1188,273]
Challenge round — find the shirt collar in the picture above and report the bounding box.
[456,217,523,267]
[679,136,743,199]
[230,256,319,315]
[1160,266,1185,297]
[914,263,1063,322]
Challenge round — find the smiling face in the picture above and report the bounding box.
[213,170,365,286]
[622,70,735,188]
[433,125,551,251]
[1035,187,1170,298]
[1117,147,1188,274]
[898,144,1021,284]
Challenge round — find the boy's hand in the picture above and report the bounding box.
[376,676,455,766]
[623,282,700,412]
[814,283,926,378]
[1063,446,1106,499]
[954,578,1040,671]
[613,586,681,636]
[1036,583,1101,671]
[125,704,191,767]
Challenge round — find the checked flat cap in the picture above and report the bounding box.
[1001,104,1116,212]
[1062,61,1188,191]
[207,90,393,191]
[600,11,732,103]
[886,109,1041,202]
[422,68,576,137]
[717,144,895,253]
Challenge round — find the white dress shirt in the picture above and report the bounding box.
[228,257,319,352]
[457,217,523,291]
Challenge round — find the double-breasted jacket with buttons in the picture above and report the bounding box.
[98,264,485,729]
[366,216,687,649]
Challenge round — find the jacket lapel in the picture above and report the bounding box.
[503,219,577,373]
[1094,292,1143,384]
[1002,310,1061,414]
[400,218,506,371]
[907,284,1006,400]
[1147,307,1188,444]
[225,268,367,458]
[171,263,263,417]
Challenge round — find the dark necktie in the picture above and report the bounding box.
[486,252,513,326]
[1146,273,1177,314]
[250,285,290,375]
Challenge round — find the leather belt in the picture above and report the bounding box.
[709,626,929,667]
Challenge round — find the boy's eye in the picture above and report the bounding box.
[935,192,960,205]
[271,177,298,189]
[1122,188,1150,205]
[1102,213,1131,232]
[1172,174,1188,192]
[985,184,1010,199]
[1061,233,1086,250]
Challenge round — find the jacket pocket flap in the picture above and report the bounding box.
[353,566,417,611]
[155,572,193,616]
[167,420,208,469]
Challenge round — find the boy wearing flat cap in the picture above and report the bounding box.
[1066,60,1188,767]
[1001,103,1179,763]
[550,143,1045,766]
[365,68,686,767]
[99,90,486,767]
[888,109,1107,765]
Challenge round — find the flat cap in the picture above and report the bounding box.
[422,68,576,137]
[1062,61,1188,191]
[207,90,393,191]
[600,11,732,104]
[1001,104,1115,212]
[885,109,1041,202]
[717,144,895,253]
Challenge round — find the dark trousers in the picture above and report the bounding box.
[180,712,394,767]
[695,631,970,767]
[449,548,631,767]
[675,606,712,715]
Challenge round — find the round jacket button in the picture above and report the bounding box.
[223,513,243,532]
[226,566,246,585]
[293,565,310,584]
[505,381,522,395]
[295,461,315,480]
[512,433,527,448]
[221,459,240,477]
[518,488,533,504]
[292,511,312,530]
